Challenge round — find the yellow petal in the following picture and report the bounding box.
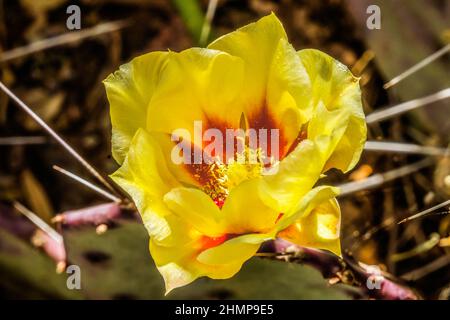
[208,13,287,111]
[276,185,340,231]
[110,129,180,242]
[221,178,280,234]
[157,262,198,294]
[278,197,341,256]
[150,235,202,294]
[266,38,311,156]
[197,235,262,265]
[146,48,245,146]
[152,183,276,293]
[260,139,324,213]
[104,52,169,164]
[261,72,365,213]
[308,102,351,163]
[150,231,255,294]
[156,258,244,295]
[298,49,366,172]
[209,14,304,156]
[163,187,224,236]
[150,131,200,187]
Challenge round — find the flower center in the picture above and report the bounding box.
[195,144,276,207]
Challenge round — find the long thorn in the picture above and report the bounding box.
[53,165,121,203]
[384,44,450,89]
[338,158,434,196]
[199,0,219,46]
[0,81,119,196]
[13,202,63,244]
[398,199,450,224]
[364,141,447,156]
[366,88,450,124]
[0,20,130,63]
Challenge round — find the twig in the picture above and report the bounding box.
[383,44,450,89]
[365,88,450,124]
[401,253,450,281]
[0,136,48,145]
[261,239,419,300]
[0,20,131,63]
[0,81,120,197]
[53,165,121,203]
[391,233,440,262]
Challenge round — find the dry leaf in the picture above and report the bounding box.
[20,169,54,223]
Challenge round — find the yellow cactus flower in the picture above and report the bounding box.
[104,13,366,293]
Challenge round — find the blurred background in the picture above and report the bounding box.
[0,0,449,299]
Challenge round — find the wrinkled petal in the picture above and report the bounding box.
[150,225,257,294]
[110,129,180,242]
[278,197,341,256]
[150,131,200,187]
[156,262,198,294]
[266,38,311,157]
[260,139,324,213]
[260,102,355,213]
[197,235,263,265]
[221,178,280,234]
[155,257,244,295]
[163,187,224,236]
[298,49,366,172]
[104,52,169,163]
[149,238,198,293]
[147,48,245,147]
[209,14,309,157]
[208,13,286,111]
[307,103,352,172]
[276,185,340,231]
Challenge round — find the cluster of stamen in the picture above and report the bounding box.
[192,142,277,208]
